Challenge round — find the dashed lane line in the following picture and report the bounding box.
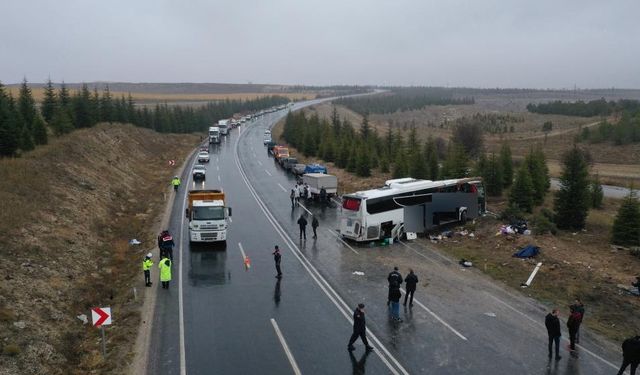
[270,319,302,375]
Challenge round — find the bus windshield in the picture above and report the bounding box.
[342,197,361,211]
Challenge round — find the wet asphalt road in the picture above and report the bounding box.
[147,101,627,374]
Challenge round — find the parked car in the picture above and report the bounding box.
[266,141,277,152]
[197,151,210,163]
[282,157,299,170]
[292,163,306,176]
[263,136,272,145]
[192,164,206,181]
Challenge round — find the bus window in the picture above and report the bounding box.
[343,197,361,211]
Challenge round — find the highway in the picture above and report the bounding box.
[147,101,627,374]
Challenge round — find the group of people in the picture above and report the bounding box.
[296,213,319,241]
[386,267,419,322]
[545,299,586,361]
[290,181,311,208]
[141,230,175,290]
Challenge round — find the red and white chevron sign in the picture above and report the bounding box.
[91,307,112,327]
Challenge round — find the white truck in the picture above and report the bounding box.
[186,190,232,243]
[302,173,338,200]
[218,119,230,136]
[209,126,220,144]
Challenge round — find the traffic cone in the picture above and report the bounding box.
[244,256,251,270]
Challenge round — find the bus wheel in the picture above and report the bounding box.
[460,210,467,224]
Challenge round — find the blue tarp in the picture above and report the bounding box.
[304,164,327,174]
[513,245,540,258]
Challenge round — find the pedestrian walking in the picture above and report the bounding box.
[570,298,585,343]
[347,303,374,352]
[389,281,402,322]
[312,216,319,239]
[403,269,418,306]
[545,309,562,360]
[142,253,153,287]
[158,255,172,289]
[290,188,296,208]
[567,306,581,351]
[387,267,403,305]
[273,245,282,278]
[158,230,175,260]
[297,214,308,241]
[617,335,640,375]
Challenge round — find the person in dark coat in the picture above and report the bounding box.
[545,309,562,360]
[311,216,319,239]
[617,335,640,375]
[273,245,282,278]
[569,298,585,343]
[290,188,296,208]
[567,307,581,351]
[348,303,374,352]
[403,269,418,307]
[389,282,402,322]
[387,267,402,306]
[297,215,307,240]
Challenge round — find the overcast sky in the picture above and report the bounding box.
[1,0,638,88]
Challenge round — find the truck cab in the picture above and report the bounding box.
[186,190,232,243]
[209,126,220,144]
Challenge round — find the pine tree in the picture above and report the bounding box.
[41,78,58,123]
[347,146,358,173]
[100,85,113,122]
[32,114,48,145]
[424,137,439,180]
[526,147,550,205]
[611,189,640,246]
[50,107,74,136]
[500,142,514,187]
[410,146,428,179]
[510,164,534,213]
[475,153,488,177]
[379,154,390,173]
[59,82,71,111]
[331,106,341,136]
[392,150,408,178]
[72,84,94,128]
[553,147,591,230]
[484,153,504,196]
[356,144,371,177]
[441,142,468,179]
[0,82,20,156]
[590,174,604,209]
[127,93,136,124]
[360,113,371,140]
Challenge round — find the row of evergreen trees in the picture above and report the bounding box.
[0,79,290,157]
[526,98,640,117]
[579,115,640,145]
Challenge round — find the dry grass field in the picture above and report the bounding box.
[6,86,315,103]
[0,124,199,374]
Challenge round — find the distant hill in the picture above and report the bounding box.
[6,82,298,94]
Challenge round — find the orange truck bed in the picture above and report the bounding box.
[187,189,225,211]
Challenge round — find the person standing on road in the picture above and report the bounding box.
[389,281,402,322]
[142,253,153,287]
[273,245,282,278]
[545,309,562,360]
[312,216,319,239]
[567,306,581,351]
[297,214,308,241]
[348,303,374,352]
[387,267,403,306]
[159,231,175,260]
[617,335,640,375]
[171,176,181,192]
[290,188,296,208]
[403,269,418,307]
[570,298,585,343]
[159,255,172,289]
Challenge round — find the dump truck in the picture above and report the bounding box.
[302,173,338,199]
[185,189,232,243]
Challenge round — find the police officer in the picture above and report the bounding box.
[387,266,403,305]
[171,176,181,192]
[159,255,172,289]
[273,245,282,278]
[311,216,319,239]
[142,253,153,287]
[159,231,175,260]
[290,188,296,208]
[403,269,418,307]
[348,303,374,352]
[297,214,308,241]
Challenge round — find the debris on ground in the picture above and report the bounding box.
[352,271,365,276]
[129,239,142,245]
[459,258,473,267]
[513,245,540,259]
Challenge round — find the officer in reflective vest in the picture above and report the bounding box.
[171,176,181,192]
[159,255,172,289]
[142,253,153,287]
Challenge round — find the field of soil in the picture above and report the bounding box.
[0,124,199,375]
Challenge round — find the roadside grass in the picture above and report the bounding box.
[0,123,199,374]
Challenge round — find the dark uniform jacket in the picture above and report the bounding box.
[404,273,418,291]
[297,217,307,228]
[273,251,281,265]
[545,313,561,337]
[622,336,640,362]
[388,271,403,286]
[353,308,366,333]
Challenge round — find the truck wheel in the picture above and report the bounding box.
[460,210,467,224]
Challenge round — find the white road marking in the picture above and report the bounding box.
[264,169,272,176]
[400,287,467,341]
[229,217,232,223]
[487,294,619,370]
[234,136,406,375]
[216,165,219,171]
[277,183,287,192]
[217,175,221,182]
[238,242,248,262]
[297,202,313,216]
[216,157,219,163]
[270,319,302,375]
[327,229,359,255]
[331,197,342,205]
[257,160,263,166]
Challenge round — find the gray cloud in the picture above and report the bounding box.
[1,0,638,88]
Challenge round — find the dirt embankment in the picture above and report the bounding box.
[0,124,199,375]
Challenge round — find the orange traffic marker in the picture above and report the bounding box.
[244,256,251,270]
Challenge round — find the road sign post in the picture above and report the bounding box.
[91,307,112,357]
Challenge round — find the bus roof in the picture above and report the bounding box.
[346,177,482,200]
